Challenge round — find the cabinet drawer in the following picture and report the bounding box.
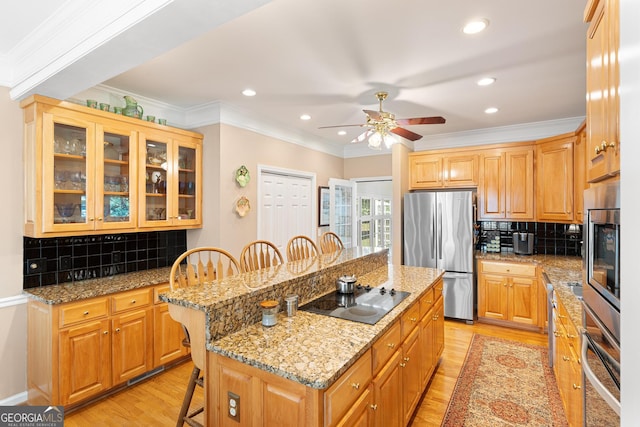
[59,298,109,327]
[111,289,152,313]
[372,321,401,374]
[153,283,171,304]
[324,350,372,427]
[401,302,421,341]
[480,261,536,277]
[419,288,435,319]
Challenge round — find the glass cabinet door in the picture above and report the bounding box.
[141,137,170,226]
[174,139,201,225]
[44,114,94,232]
[96,123,136,230]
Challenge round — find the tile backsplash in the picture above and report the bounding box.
[478,221,582,256]
[23,231,187,289]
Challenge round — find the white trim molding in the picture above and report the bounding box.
[0,391,28,406]
[0,294,28,309]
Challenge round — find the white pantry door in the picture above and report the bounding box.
[259,171,314,254]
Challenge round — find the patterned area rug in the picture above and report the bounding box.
[441,334,567,426]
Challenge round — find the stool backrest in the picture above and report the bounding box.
[286,235,319,262]
[319,231,344,253]
[239,240,284,273]
[170,247,240,290]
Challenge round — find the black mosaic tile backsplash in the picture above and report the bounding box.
[478,221,582,256]
[23,231,187,289]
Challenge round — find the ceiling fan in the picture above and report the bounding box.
[319,91,445,149]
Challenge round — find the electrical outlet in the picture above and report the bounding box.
[227,391,240,421]
[59,255,72,270]
[26,258,46,274]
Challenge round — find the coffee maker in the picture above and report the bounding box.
[513,232,534,255]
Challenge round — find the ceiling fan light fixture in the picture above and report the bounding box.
[463,18,489,35]
[368,132,383,150]
[383,132,398,149]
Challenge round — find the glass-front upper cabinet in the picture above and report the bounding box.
[139,131,201,228]
[96,122,137,230]
[43,113,95,233]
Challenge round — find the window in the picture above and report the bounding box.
[357,195,391,252]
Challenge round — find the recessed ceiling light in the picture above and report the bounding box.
[463,18,489,34]
[337,130,347,136]
[242,89,256,97]
[300,114,311,120]
[484,107,499,114]
[477,77,496,86]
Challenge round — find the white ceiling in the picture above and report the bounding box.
[1,0,587,156]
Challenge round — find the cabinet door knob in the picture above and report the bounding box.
[83,311,89,315]
[563,356,570,362]
[387,343,395,349]
[399,362,406,368]
[404,357,410,362]
[370,404,378,411]
[97,217,103,221]
[131,299,136,304]
[573,384,581,390]
[103,331,108,335]
[351,382,360,390]
[115,328,121,333]
[410,317,417,322]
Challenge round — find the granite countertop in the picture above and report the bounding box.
[210,264,443,389]
[23,267,173,304]
[476,251,583,328]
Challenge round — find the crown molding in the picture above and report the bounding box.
[413,117,585,151]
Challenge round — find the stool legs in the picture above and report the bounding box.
[177,365,204,427]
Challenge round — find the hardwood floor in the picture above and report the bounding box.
[63,320,548,426]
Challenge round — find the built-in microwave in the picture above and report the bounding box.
[583,181,620,343]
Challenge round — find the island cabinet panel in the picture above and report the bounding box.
[27,284,187,409]
[420,310,436,387]
[263,382,309,427]
[401,326,422,426]
[371,351,403,427]
[335,385,373,427]
[372,321,401,374]
[477,260,540,330]
[324,350,372,427]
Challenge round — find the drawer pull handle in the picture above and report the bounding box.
[399,362,406,368]
[83,311,89,315]
[573,384,581,390]
[131,299,136,304]
[426,300,432,304]
[563,356,570,362]
[115,328,121,333]
[351,382,360,390]
[103,331,108,335]
[370,404,378,411]
[387,343,395,349]
[404,357,410,362]
[567,334,576,339]
[410,317,417,322]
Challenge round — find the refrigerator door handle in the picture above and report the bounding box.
[430,204,436,255]
[438,202,443,256]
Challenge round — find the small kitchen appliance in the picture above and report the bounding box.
[512,232,534,255]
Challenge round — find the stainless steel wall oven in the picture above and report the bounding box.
[582,181,621,424]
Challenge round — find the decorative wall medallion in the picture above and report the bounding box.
[236,165,250,187]
[236,196,250,217]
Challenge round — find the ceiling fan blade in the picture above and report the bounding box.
[390,127,423,141]
[395,116,446,125]
[351,129,372,143]
[363,109,382,121]
[318,124,365,129]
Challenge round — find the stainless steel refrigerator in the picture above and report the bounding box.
[403,191,475,322]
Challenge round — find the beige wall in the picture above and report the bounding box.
[0,87,28,401]
[343,154,392,179]
[189,123,344,258]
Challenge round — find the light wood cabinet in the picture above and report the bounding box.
[139,130,202,228]
[585,0,620,183]
[207,280,445,427]
[21,94,202,237]
[477,261,539,329]
[478,147,534,220]
[409,152,478,189]
[574,122,588,224]
[153,284,189,366]
[552,298,583,427]
[536,134,575,223]
[27,283,187,408]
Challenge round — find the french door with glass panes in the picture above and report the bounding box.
[357,195,392,252]
[329,178,356,248]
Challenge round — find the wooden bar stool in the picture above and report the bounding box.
[319,231,344,253]
[170,247,240,427]
[286,235,319,262]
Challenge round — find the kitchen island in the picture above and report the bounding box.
[161,247,445,426]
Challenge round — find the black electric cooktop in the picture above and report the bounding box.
[300,284,411,325]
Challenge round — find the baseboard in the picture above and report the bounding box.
[0,294,28,309]
[0,391,27,406]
